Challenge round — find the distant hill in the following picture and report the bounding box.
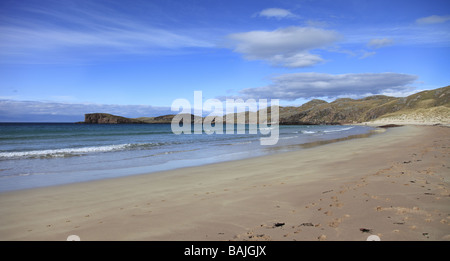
[80,85,450,125]
[81,113,203,124]
[135,114,203,124]
[275,85,449,125]
[83,113,145,124]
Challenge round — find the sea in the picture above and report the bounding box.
[0,123,375,192]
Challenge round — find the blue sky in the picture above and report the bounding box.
[0,0,449,121]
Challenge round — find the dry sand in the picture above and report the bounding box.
[0,125,449,241]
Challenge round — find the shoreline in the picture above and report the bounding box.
[0,125,449,240]
[0,124,376,193]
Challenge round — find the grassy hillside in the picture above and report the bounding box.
[276,85,449,124]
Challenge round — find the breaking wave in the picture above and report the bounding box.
[0,143,163,159]
[323,126,354,133]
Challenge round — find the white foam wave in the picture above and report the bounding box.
[279,136,299,140]
[220,141,253,146]
[259,127,275,131]
[323,126,354,133]
[0,143,159,159]
[232,141,253,145]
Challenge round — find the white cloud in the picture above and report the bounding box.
[257,8,297,19]
[227,26,340,68]
[236,72,418,101]
[379,88,424,98]
[416,15,450,24]
[367,38,394,49]
[269,52,325,68]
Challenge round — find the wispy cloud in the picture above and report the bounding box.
[342,24,450,47]
[227,26,340,68]
[359,51,377,59]
[416,15,450,24]
[0,2,213,64]
[367,38,394,49]
[234,72,418,101]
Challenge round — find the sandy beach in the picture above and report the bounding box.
[0,125,449,241]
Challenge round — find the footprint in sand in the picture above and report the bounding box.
[328,218,341,228]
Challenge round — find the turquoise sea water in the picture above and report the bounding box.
[0,123,374,192]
